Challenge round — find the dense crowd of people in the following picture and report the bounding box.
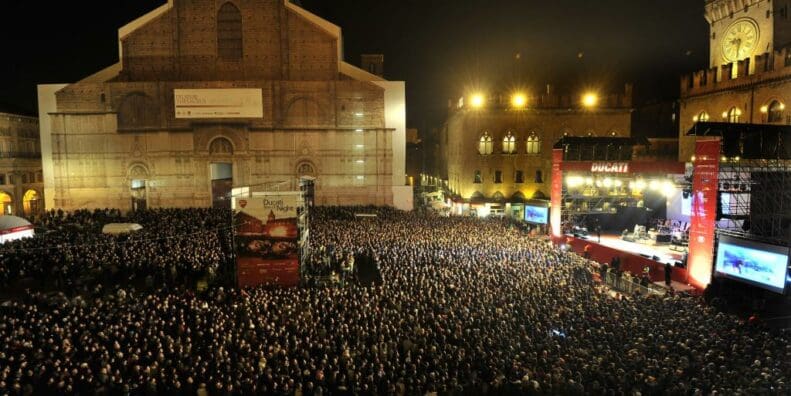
[0,208,233,291]
[0,206,789,395]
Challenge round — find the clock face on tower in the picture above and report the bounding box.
[721,19,759,62]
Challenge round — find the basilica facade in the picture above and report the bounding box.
[38,0,409,211]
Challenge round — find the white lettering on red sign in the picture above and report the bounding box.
[590,162,629,173]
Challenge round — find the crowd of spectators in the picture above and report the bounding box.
[0,208,233,291]
[0,207,789,395]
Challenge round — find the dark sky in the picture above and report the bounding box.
[0,0,709,130]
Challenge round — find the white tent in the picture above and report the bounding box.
[0,216,35,244]
[101,223,143,235]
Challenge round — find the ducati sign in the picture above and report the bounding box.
[590,162,629,173]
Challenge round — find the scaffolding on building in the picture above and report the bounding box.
[687,122,791,246]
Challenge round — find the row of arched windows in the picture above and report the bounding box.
[478,131,541,155]
[694,100,785,124]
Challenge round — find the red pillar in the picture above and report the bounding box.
[687,138,720,289]
[551,148,563,239]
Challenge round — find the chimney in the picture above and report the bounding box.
[360,54,384,77]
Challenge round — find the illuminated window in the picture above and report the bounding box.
[502,131,516,154]
[495,170,502,183]
[727,107,741,123]
[697,111,710,122]
[218,2,243,60]
[768,100,784,123]
[526,134,541,154]
[515,170,524,183]
[478,132,493,155]
[474,170,482,183]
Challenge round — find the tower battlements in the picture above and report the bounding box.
[681,47,791,97]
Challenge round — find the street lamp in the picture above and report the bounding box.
[511,93,527,109]
[470,93,485,109]
[582,93,598,108]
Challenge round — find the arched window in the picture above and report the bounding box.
[209,137,234,155]
[695,111,710,122]
[473,170,482,183]
[526,134,541,155]
[767,100,785,123]
[478,132,493,155]
[217,2,243,60]
[502,131,516,154]
[726,107,741,123]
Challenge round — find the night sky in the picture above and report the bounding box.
[0,0,709,131]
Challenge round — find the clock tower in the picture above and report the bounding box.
[705,0,789,76]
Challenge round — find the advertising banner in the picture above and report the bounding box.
[174,88,263,119]
[687,138,719,289]
[233,194,300,287]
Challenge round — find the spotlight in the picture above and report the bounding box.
[649,180,661,190]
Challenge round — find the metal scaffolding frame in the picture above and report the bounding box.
[717,159,791,245]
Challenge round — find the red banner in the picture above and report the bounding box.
[234,194,301,288]
[687,138,720,289]
[551,149,563,238]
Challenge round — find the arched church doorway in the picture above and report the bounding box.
[297,162,316,208]
[129,164,149,211]
[209,137,234,209]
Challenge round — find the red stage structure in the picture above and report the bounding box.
[549,137,703,291]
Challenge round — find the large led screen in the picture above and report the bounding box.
[524,205,549,224]
[714,235,789,294]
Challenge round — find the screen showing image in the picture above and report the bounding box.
[524,205,548,224]
[714,235,789,294]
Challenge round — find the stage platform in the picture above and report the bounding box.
[557,233,701,293]
[593,234,684,265]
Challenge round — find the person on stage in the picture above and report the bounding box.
[664,262,672,287]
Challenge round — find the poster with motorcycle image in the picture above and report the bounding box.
[234,193,301,287]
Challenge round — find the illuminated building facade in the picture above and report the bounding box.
[37,0,410,211]
[679,0,791,162]
[0,111,43,217]
[437,85,632,218]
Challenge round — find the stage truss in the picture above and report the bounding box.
[717,158,791,245]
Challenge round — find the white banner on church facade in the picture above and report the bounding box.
[174,88,263,119]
